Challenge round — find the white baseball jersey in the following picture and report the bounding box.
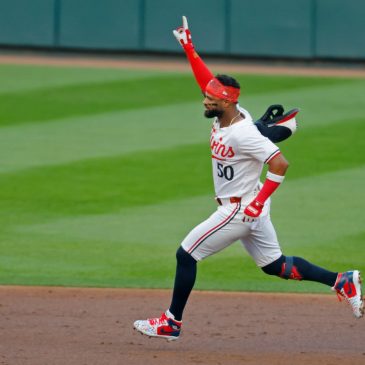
[210,106,280,205]
[181,105,283,267]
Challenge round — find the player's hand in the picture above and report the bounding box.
[243,200,264,222]
[173,16,194,49]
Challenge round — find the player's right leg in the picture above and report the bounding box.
[332,270,363,318]
[133,247,192,341]
[263,256,363,318]
[181,201,248,261]
[133,310,182,341]
[260,255,363,318]
[262,255,364,318]
[133,201,250,340]
[240,208,363,318]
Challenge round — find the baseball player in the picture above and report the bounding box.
[133,16,363,341]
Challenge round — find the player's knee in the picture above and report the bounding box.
[176,246,196,267]
[278,256,303,280]
[261,255,285,276]
[262,255,303,280]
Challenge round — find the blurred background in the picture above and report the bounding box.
[0,0,364,292]
[0,0,364,62]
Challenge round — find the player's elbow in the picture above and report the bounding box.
[281,158,289,173]
[268,154,289,175]
[277,154,289,173]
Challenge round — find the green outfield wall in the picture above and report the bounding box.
[0,0,364,60]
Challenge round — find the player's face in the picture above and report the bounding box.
[203,93,225,119]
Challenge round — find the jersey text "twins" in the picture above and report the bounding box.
[210,136,235,158]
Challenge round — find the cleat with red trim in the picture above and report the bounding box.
[133,310,182,341]
[332,270,364,318]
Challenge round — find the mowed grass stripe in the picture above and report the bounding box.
[0,232,179,288]
[0,66,364,290]
[0,102,204,173]
[5,166,365,290]
[0,117,363,226]
[241,79,365,128]
[273,165,365,249]
[0,143,212,224]
[278,117,365,178]
[1,79,364,173]
[15,195,217,245]
[0,64,171,93]
[17,165,365,248]
[0,71,356,127]
[0,75,200,126]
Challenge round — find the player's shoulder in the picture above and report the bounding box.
[237,105,253,122]
[233,116,279,149]
[233,117,261,138]
[234,107,258,132]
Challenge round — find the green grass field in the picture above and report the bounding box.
[0,63,364,293]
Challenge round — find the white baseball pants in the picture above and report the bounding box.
[181,199,282,267]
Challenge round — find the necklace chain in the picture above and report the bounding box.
[229,112,241,126]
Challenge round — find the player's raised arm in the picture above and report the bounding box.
[173,16,299,144]
[173,16,214,92]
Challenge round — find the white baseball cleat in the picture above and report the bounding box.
[133,310,182,341]
[332,270,364,318]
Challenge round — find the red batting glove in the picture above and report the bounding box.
[172,16,194,50]
[243,199,264,222]
[172,15,214,93]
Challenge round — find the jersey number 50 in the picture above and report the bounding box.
[217,162,234,181]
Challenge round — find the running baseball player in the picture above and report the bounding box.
[133,16,363,341]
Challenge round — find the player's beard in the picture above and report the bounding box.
[204,109,223,119]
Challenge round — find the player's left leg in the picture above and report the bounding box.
[169,246,197,321]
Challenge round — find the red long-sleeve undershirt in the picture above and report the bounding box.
[183,45,214,92]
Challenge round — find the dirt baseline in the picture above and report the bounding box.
[0,286,364,365]
[1,53,365,78]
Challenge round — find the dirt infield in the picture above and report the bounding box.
[1,52,365,78]
[0,286,364,365]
